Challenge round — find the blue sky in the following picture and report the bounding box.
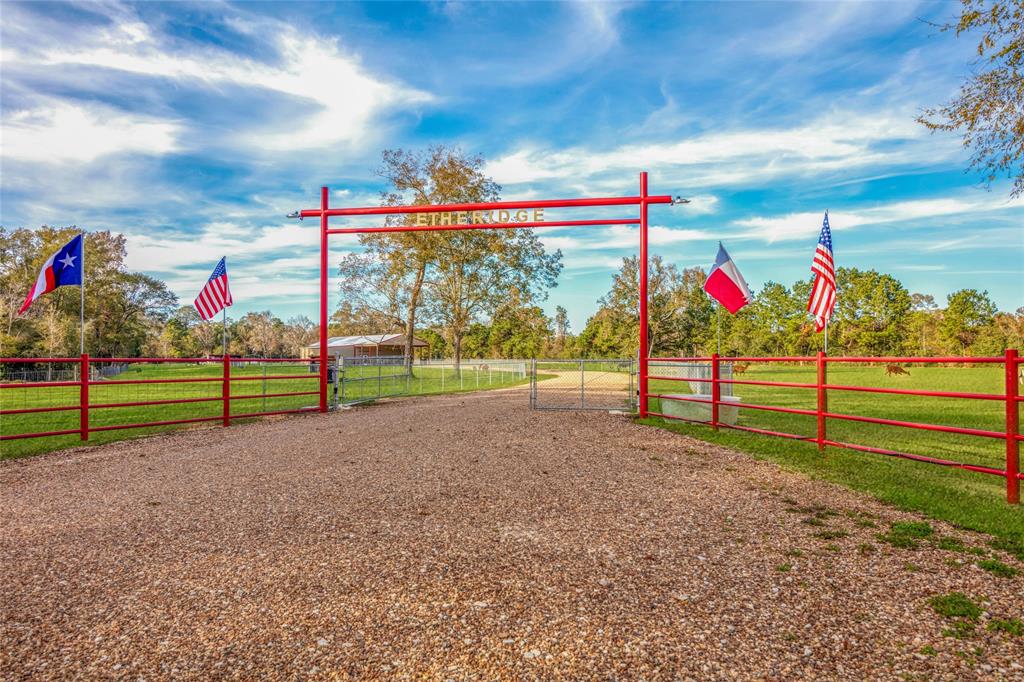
[1,1,1021,332]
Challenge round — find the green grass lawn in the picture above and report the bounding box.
[1,362,530,460]
[642,362,1023,546]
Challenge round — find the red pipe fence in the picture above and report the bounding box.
[644,349,1021,504]
[1,355,320,445]
[4,350,1020,505]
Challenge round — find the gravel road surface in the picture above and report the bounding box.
[2,390,1022,680]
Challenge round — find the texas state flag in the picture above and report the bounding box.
[703,242,753,314]
[19,233,84,315]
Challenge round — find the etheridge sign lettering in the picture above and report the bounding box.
[411,208,545,226]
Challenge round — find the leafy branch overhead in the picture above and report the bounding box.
[918,0,1024,196]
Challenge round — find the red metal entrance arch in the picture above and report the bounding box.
[298,172,674,415]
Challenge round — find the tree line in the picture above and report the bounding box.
[0,226,318,359]
[567,257,1022,359]
[3,146,1020,362]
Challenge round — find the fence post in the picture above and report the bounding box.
[1006,349,1019,504]
[580,359,585,409]
[340,357,346,405]
[711,353,720,430]
[80,353,89,441]
[222,353,231,427]
[816,351,827,451]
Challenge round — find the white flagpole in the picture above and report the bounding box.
[824,319,829,355]
[222,307,228,358]
[80,231,85,355]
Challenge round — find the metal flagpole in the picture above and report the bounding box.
[222,307,228,357]
[824,319,829,354]
[716,302,721,354]
[80,231,85,355]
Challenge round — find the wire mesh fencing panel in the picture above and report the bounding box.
[530,359,636,411]
[1,356,322,460]
[339,356,410,405]
[646,359,736,424]
[338,357,530,406]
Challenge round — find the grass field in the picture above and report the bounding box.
[642,362,1024,549]
[1,361,531,460]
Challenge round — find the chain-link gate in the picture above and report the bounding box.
[529,358,636,411]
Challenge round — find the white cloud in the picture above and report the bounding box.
[484,110,953,193]
[733,195,1024,242]
[1,101,179,163]
[684,195,720,215]
[1,8,432,156]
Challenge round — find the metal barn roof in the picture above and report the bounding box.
[307,334,427,349]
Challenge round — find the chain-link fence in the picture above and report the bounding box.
[529,359,636,411]
[338,356,529,406]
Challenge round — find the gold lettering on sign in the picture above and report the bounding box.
[411,210,547,227]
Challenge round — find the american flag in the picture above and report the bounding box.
[194,257,233,321]
[807,212,835,332]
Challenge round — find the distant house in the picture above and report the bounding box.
[303,334,429,360]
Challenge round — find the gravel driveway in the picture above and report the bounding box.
[2,390,1022,680]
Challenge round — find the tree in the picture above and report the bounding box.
[833,268,912,355]
[366,146,504,373]
[486,297,553,359]
[942,288,998,352]
[282,315,317,357]
[92,273,178,357]
[425,231,560,367]
[909,293,941,353]
[579,256,713,358]
[554,306,570,341]
[158,306,202,358]
[328,300,394,336]
[918,0,1024,196]
[343,146,561,370]
[744,282,805,355]
[240,311,284,358]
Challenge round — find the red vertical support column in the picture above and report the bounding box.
[711,353,720,430]
[1006,349,1019,504]
[222,353,231,427]
[638,171,649,418]
[319,186,329,413]
[80,353,89,441]
[816,351,827,451]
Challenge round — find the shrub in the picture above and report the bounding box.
[986,618,1023,637]
[891,521,934,538]
[977,559,1019,578]
[928,592,982,620]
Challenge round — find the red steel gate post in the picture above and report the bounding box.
[711,353,720,430]
[80,353,89,441]
[638,171,649,418]
[319,186,329,413]
[816,351,827,451]
[1006,348,1019,504]
[222,353,231,427]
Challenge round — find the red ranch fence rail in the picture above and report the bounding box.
[643,349,1022,504]
[1,355,322,447]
